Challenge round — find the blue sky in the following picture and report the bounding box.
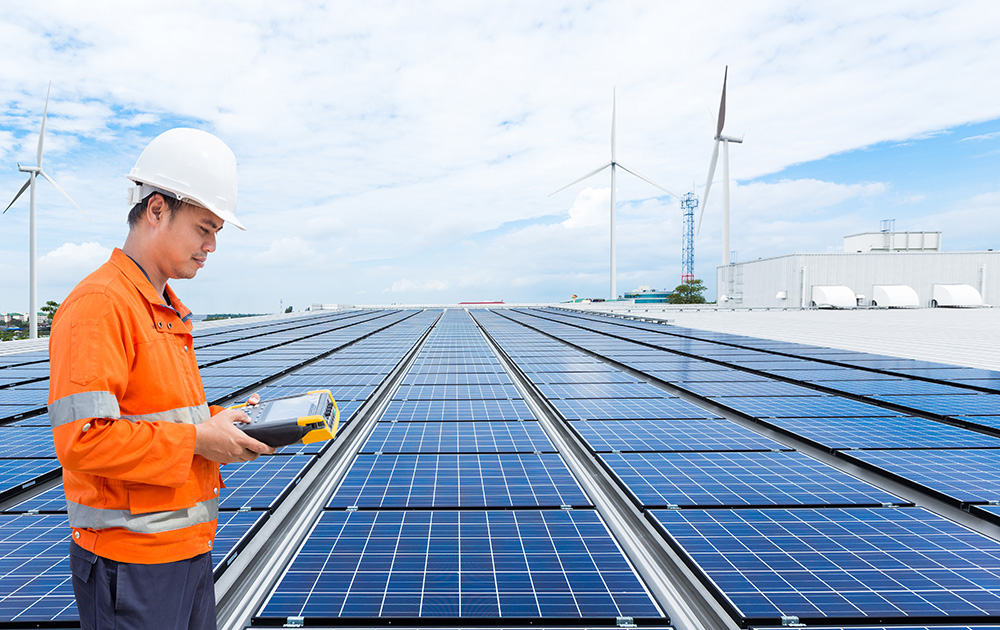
[1,1,998,312]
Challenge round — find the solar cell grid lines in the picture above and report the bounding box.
[601,451,903,508]
[7,483,66,513]
[712,395,902,419]
[0,427,56,458]
[536,383,671,400]
[393,384,521,401]
[0,513,76,623]
[843,449,1000,505]
[757,416,1000,451]
[0,459,60,502]
[675,380,821,398]
[257,509,663,621]
[650,507,1000,624]
[818,379,976,397]
[328,453,590,509]
[551,397,718,421]
[380,399,536,422]
[529,371,643,385]
[569,419,790,453]
[402,372,511,385]
[220,454,316,511]
[360,421,556,454]
[871,394,1000,417]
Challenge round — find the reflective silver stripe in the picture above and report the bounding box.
[49,391,120,428]
[121,402,210,425]
[67,497,219,535]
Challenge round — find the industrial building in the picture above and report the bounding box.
[715,230,999,308]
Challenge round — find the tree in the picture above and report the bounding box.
[41,300,60,321]
[284,306,293,313]
[667,279,707,304]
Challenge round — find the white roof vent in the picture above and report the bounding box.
[811,285,856,309]
[872,285,919,308]
[932,284,983,308]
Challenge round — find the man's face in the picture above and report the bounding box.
[154,203,223,281]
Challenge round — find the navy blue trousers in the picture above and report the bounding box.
[70,542,216,630]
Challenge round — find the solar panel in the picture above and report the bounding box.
[551,397,717,421]
[220,455,317,511]
[675,381,820,398]
[6,484,66,514]
[651,370,776,383]
[870,394,1000,417]
[380,400,536,422]
[0,426,56,458]
[650,507,1000,625]
[600,451,902,508]
[569,419,790,453]
[360,421,556,454]
[527,371,642,385]
[401,372,511,385]
[0,513,75,623]
[843,449,1000,505]
[256,509,664,620]
[393,384,521,401]
[328,454,589,509]
[0,460,60,503]
[213,510,270,578]
[819,380,978,397]
[712,396,901,419]
[756,416,1000,451]
[536,383,670,399]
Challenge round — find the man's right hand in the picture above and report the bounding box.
[194,408,276,463]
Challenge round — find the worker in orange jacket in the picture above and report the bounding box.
[48,128,275,630]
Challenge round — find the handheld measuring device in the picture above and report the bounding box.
[229,389,339,448]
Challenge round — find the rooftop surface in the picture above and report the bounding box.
[1,306,998,630]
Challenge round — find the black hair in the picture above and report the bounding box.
[127,192,184,229]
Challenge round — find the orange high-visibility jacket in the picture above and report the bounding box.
[48,248,223,564]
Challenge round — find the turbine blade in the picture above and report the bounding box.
[3,178,31,214]
[38,82,51,168]
[616,162,681,199]
[39,170,91,222]
[716,66,727,139]
[548,162,612,197]
[611,87,617,163]
[697,140,720,235]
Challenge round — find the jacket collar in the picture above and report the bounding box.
[109,248,193,323]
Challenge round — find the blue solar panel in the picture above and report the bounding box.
[361,421,555,454]
[0,513,75,623]
[551,397,717,421]
[527,371,642,384]
[820,379,979,397]
[257,509,663,620]
[650,507,1000,624]
[0,388,48,405]
[569,419,789,453]
[221,455,316,511]
[380,399,535,422]
[6,484,66,513]
[402,372,511,385]
[520,362,617,373]
[536,383,670,399]
[870,394,1000,417]
[843,449,1000,505]
[0,426,56,458]
[651,370,776,383]
[713,396,901,419]
[214,510,270,577]
[393,384,521,400]
[766,369,901,381]
[972,505,1000,527]
[675,381,820,398]
[328,454,589,509]
[601,451,902,508]
[0,460,60,502]
[757,416,1000,451]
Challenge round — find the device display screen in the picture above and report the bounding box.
[259,397,312,421]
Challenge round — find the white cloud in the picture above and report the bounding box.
[38,242,111,282]
[562,187,610,229]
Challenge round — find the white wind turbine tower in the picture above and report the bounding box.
[697,66,743,268]
[551,89,679,300]
[4,83,89,339]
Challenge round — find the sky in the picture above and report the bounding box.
[0,1,998,313]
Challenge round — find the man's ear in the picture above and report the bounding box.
[145,193,168,226]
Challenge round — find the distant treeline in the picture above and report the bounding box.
[203,313,264,322]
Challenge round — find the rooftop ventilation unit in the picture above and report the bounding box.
[871,285,919,308]
[932,284,983,308]
[810,285,856,309]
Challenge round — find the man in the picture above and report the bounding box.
[48,128,275,630]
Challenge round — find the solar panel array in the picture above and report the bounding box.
[256,309,663,623]
[2,305,1000,629]
[476,307,1000,626]
[0,308,439,624]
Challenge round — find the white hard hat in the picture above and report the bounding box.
[127,128,245,230]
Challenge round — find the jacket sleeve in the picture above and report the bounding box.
[49,292,195,488]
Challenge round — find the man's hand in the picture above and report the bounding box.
[195,401,275,464]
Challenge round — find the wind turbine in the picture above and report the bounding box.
[697,66,742,268]
[551,88,679,300]
[4,83,89,339]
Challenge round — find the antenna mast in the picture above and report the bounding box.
[680,192,697,283]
